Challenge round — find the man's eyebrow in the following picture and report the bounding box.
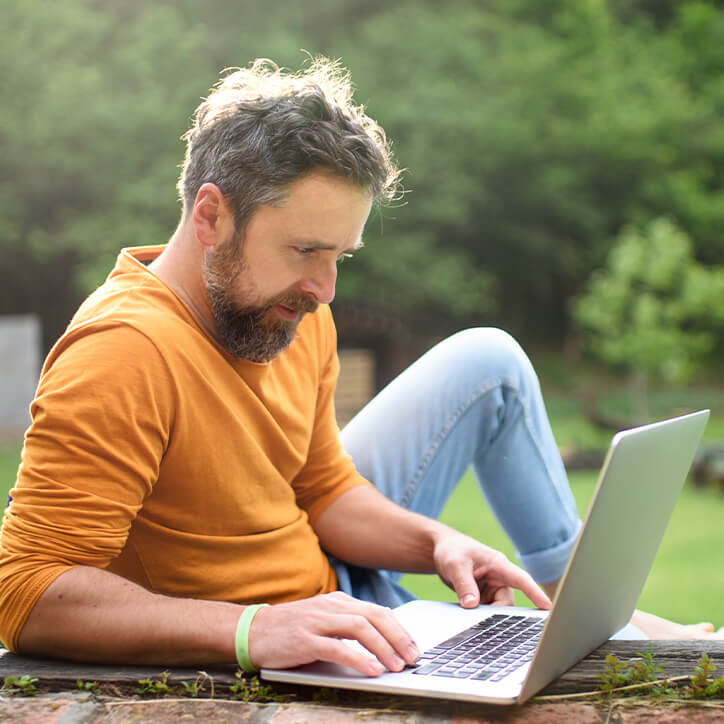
[295,239,365,253]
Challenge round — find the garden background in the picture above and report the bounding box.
[1,0,723,627]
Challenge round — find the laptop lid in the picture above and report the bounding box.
[263,410,709,704]
[519,408,709,700]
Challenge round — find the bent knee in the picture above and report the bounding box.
[441,328,536,387]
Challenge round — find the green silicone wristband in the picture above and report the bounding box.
[235,603,269,673]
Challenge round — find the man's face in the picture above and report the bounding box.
[203,171,372,362]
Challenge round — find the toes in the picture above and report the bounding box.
[691,622,715,633]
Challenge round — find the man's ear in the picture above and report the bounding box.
[191,183,234,249]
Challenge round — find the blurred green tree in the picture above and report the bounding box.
[574,218,724,421]
[338,0,724,343]
[0,0,214,347]
[2,0,724,360]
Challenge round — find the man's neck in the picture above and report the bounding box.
[149,224,220,344]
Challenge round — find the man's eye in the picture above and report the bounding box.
[296,247,313,255]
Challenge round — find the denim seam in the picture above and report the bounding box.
[520,404,581,534]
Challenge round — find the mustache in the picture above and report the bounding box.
[268,293,319,315]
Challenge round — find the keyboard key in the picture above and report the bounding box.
[433,669,474,678]
[412,663,443,675]
[471,670,495,680]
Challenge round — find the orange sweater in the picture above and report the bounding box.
[0,246,369,652]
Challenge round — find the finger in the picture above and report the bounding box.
[362,604,420,665]
[487,584,515,606]
[444,559,481,609]
[320,594,419,665]
[480,564,552,610]
[323,612,409,672]
[515,573,552,610]
[312,635,386,677]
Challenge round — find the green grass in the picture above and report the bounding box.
[0,446,20,507]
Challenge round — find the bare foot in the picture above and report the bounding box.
[632,610,724,639]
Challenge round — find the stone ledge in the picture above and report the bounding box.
[1,694,723,724]
[1,641,722,723]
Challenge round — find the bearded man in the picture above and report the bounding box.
[0,58,719,674]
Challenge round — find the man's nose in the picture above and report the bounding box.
[299,261,337,305]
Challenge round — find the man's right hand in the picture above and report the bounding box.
[247,591,420,676]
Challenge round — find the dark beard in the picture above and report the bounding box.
[204,252,318,362]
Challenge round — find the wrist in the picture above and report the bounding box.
[419,518,453,568]
[235,604,269,672]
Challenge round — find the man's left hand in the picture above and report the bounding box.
[432,530,552,610]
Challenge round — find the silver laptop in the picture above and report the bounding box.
[263,410,709,705]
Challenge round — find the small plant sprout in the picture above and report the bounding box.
[228,670,277,702]
[74,679,100,695]
[2,674,39,697]
[687,653,724,699]
[598,654,630,692]
[135,671,171,697]
[180,671,214,698]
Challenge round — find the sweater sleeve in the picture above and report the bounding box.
[0,325,174,651]
[290,306,371,524]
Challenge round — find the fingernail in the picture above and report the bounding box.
[366,660,384,677]
[407,644,420,662]
[391,655,405,671]
[462,594,476,607]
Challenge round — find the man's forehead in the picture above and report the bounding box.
[273,170,373,206]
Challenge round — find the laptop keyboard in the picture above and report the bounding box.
[411,614,544,682]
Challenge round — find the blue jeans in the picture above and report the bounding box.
[332,328,582,607]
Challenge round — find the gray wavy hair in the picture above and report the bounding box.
[178,57,401,233]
